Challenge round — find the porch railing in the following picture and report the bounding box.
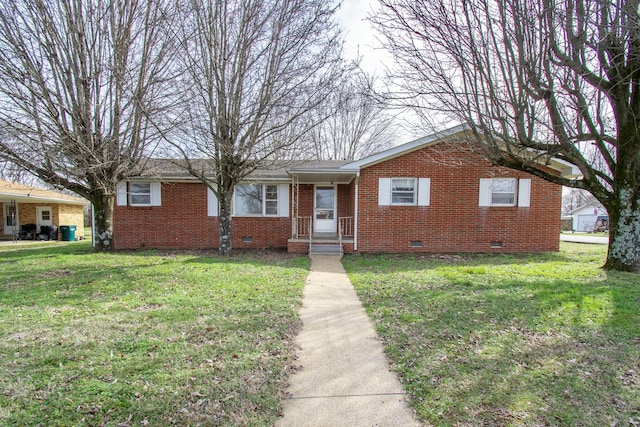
[339,216,354,237]
[295,216,312,238]
[292,216,353,240]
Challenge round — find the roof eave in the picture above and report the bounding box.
[0,193,88,205]
[342,123,471,170]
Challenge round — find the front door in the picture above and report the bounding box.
[314,186,336,234]
[3,202,18,235]
[36,206,53,232]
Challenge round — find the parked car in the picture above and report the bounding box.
[592,215,609,233]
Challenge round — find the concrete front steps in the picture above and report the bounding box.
[309,243,343,256]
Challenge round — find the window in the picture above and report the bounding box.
[41,209,51,221]
[378,178,430,206]
[129,183,151,206]
[116,182,161,207]
[235,184,279,216]
[391,178,416,205]
[5,204,17,226]
[490,178,516,205]
[479,178,530,207]
[265,185,278,215]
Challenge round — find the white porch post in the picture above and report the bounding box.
[354,172,359,252]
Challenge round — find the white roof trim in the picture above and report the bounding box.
[342,124,470,170]
[0,193,87,205]
[341,123,581,179]
[567,202,607,215]
[548,158,581,178]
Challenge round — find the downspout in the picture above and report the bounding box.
[354,171,359,252]
[91,203,96,248]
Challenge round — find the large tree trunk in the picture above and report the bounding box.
[604,187,640,272]
[90,193,115,252]
[218,193,233,256]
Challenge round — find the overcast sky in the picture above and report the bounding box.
[336,0,392,77]
[336,1,421,142]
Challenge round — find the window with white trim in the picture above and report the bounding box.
[378,178,430,206]
[479,178,530,207]
[391,178,416,205]
[129,183,152,206]
[234,184,279,216]
[490,178,516,205]
[116,181,161,206]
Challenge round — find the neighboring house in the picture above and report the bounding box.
[0,180,87,240]
[568,203,608,232]
[114,125,577,253]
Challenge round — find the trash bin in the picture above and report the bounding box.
[60,225,77,241]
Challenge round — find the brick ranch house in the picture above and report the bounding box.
[114,125,578,254]
[1,179,87,241]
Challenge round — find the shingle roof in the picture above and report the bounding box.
[0,180,88,205]
[135,159,351,181]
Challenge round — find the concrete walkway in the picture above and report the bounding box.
[277,255,419,427]
[0,239,59,246]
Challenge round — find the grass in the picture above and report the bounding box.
[0,241,309,426]
[343,243,639,427]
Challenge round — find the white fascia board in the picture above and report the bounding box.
[289,167,357,173]
[238,177,292,183]
[129,176,292,183]
[0,193,87,205]
[549,158,581,178]
[342,123,470,170]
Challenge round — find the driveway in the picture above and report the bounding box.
[560,233,609,245]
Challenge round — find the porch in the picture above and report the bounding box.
[288,216,354,255]
[1,184,87,242]
[287,164,358,255]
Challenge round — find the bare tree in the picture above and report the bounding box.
[309,72,397,160]
[0,0,177,251]
[173,0,347,255]
[373,0,640,272]
[562,188,600,214]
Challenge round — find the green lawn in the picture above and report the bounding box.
[0,242,308,426]
[343,243,639,427]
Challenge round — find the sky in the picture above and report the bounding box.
[335,0,392,77]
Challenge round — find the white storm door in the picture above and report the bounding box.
[314,186,337,233]
[36,206,53,231]
[3,203,18,235]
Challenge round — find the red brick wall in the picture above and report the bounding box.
[296,184,314,218]
[337,184,354,218]
[114,142,561,253]
[114,182,291,250]
[355,141,561,253]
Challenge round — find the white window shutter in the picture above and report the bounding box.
[207,186,219,217]
[150,182,162,206]
[378,178,391,206]
[518,179,531,207]
[417,178,431,206]
[478,178,492,206]
[116,182,127,206]
[278,183,289,217]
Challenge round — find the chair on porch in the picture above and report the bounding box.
[37,225,58,240]
[20,223,37,240]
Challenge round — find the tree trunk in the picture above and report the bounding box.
[90,192,115,252]
[604,188,640,272]
[218,192,233,256]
